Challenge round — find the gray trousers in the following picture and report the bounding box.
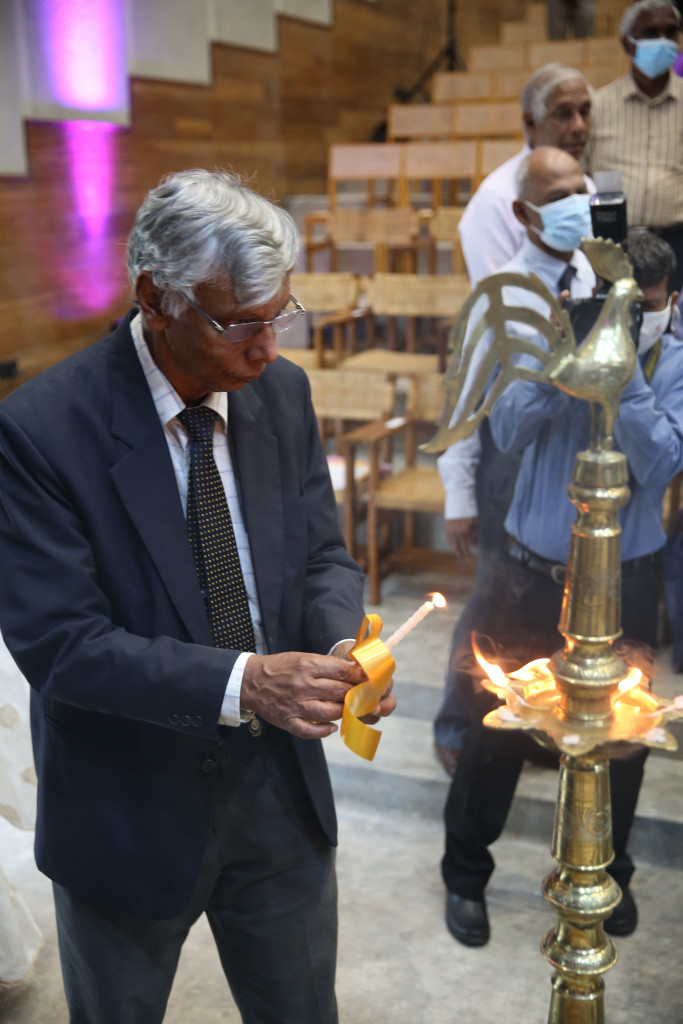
[53,727,338,1024]
[547,0,596,38]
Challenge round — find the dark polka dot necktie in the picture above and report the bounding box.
[178,406,256,652]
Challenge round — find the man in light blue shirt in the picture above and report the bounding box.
[442,215,683,946]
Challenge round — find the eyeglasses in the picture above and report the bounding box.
[178,291,306,344]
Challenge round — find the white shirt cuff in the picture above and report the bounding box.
[219,651,255,727]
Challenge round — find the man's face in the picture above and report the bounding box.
[528,80,592,160]
[626,6,679,46]
[139,277,288,404]
[524,155,588,215]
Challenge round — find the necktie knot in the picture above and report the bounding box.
[178,406,217,445]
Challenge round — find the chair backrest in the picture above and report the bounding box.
[289,272,360,313]
[477,138,522,183]
[363,273,470,317]
[405,372,446,422]
[492,69,529,101]
[500,19,546,44]
[400,141,478,206]
[583,62,627,90]
[528,40,585,67]
[427,207,464,243]
[431,71,493,103]
[526,3,546,24]
[387,104,453,141]
[305,368,396,423]
[453,101,522,140]
[327,143,403,209]
[468,43,527,71]
[583,38,625,65]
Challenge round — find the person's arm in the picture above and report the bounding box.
[437,432,481,557]
[459,187,525,286]
[614,355,683,487]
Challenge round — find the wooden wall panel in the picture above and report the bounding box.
[0,0,528,364]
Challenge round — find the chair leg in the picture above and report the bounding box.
[367,499,381,605]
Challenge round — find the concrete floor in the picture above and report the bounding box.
[1,568,682,1024]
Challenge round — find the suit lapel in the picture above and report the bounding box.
[106,320,213,645]
[229,386,284,651]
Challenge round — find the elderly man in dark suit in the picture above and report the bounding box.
[0,169,394,1024]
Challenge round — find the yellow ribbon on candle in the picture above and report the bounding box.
[341,614,396,761]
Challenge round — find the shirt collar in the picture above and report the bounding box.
[625,67,676,105]
[516,236,584,289]
[130,311,228,434]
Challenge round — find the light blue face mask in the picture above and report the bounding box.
[524,193,593,253]
[627,36,679,79]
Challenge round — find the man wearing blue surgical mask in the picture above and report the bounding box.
[584,0,683,292]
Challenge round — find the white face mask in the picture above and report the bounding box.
[639,297,672,354]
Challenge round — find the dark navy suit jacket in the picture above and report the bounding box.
[0,314,364,919]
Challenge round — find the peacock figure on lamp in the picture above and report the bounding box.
[424,237,683,1024]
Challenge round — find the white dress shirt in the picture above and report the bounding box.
[131,313,263,726]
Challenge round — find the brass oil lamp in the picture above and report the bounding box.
[424,238,683,1023]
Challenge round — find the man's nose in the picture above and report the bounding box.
[248,324,278,363]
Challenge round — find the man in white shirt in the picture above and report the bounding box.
[458,63,593,287]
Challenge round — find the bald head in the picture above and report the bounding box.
[513,147,590,257]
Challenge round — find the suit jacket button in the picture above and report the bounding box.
[200,758,217,773]
[192,715,203,728]
[180,715,192,727]
[169,713,180,725]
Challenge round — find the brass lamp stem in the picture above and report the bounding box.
[542,445,629,1022]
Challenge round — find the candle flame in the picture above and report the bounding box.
[430,592,447,609]
[617,667,644,693]
[472,637,510,697]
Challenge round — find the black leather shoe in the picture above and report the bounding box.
[604,887,638,936]
[446,892,490,947]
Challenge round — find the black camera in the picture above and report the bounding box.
[564,189,642,344]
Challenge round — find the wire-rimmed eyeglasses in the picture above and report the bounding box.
[178,291,306,344]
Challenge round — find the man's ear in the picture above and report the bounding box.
[621,34,636,58]
[672,289,681,309]
[136,273,168,331]
[513,198,531,228]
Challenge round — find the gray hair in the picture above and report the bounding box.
[521,63,590,124]
[620,0,681,38]
[127,169,300,316]
[627,227,677,291]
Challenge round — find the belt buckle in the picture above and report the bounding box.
[550,563,566,585]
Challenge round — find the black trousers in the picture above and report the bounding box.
[442,551,658,899]
[53,725,338,1024]
[434,421,521,749]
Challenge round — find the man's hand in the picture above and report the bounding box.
[240,652,365,739]
[330,639,396,724]
[445,517,478,558]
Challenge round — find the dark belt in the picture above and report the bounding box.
[506,538,657,585]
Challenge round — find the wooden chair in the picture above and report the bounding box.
[305,207,421,273]
[327,143,404,210]
[528,40,586,67]
[476,138,522,187]
[399,140,478,208]
[281,272,367,368]
[452,101,523,141]
[361,372,457,604]
[431,71,493,104]
[525,3,546,23]
[492,69,531,101]
[387,104,453,142]
[500,19,547,44]
[305,368,397,558]
[361,272,471,362]
[583,62,628,90]
[468,43,527,72]
[424,206,466,274]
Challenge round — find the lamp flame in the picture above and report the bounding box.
[617,667,644,693]
[431,592,447,609]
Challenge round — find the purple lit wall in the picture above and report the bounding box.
[39,0,127,113]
